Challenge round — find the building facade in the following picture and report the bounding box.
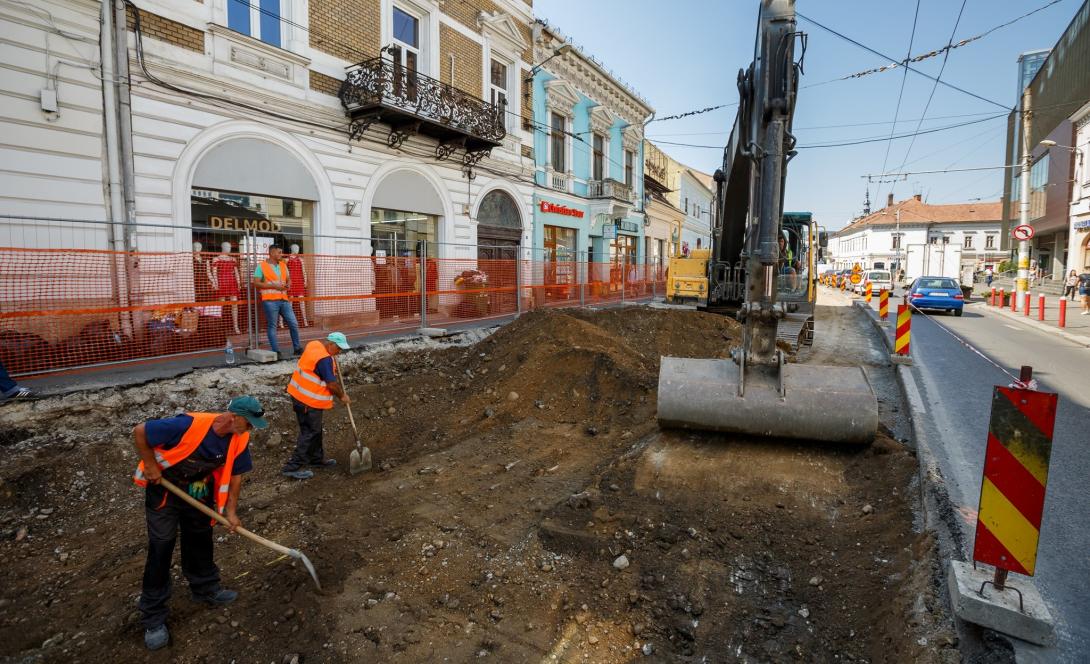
[529,19,652,290]
[1001,1,1090,280]
[643,140,684,266]
[678,169,714,254]
[1067,102,1090,272]
[831,195,1004,275]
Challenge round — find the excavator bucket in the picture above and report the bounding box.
[657,357,878,445]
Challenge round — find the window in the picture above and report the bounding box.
[550,112,566,172]
[624,149,634,187]
[227,0,282,47]
[684,196,689,214]
[892,235,902,249]
[1029,153,1049,220]
[985,234,996,249]
[929,236,938,245]
[390,6,421,99]
[942,235,950,245]
[592,133,604,181]
[963,235,974,249]
[490,59,508,111]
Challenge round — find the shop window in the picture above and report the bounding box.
[227,0,282,48]
[370,208,437,258]
[190,189,313,256]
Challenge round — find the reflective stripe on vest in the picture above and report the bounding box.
[132,412,250,516]
[286,340,336,409]
[259,260,288,301]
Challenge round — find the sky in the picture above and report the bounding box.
[532,0,1081,230]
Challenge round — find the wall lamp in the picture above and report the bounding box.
[525,44,572,81]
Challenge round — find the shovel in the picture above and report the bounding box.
[346,401,372,475]
[158,477,322,591]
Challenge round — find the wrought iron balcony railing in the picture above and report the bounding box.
[339,57,506,162]
[588,178,633,202]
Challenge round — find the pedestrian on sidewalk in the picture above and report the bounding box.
[281,332,352,480]
[985,267,994,288]
[0,358,32,401]
[250,245,302,359]
[1064,270,1078,301]
[1079,268,1090,315]
[132,395,267,651]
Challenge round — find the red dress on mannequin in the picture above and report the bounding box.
[213,256,240,298]
[286,255,306,297]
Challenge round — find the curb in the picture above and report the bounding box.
[969,301,1090,347]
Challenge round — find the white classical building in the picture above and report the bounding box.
[678,168,714,254]
[830,195,1005,273]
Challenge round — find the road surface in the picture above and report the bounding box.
[901,301,1089,662]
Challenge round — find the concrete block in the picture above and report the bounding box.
[890,353,914,366]
[947,560,1055,646]
[245,348,278,363]
[418,327,449,338]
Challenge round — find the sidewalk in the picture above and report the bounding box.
[971,293,1090,347]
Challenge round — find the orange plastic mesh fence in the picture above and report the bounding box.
[0,247,666,377]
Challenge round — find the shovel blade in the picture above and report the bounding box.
[349,446,372,475]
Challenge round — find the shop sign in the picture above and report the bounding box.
[602,224,617,239]
[618,221,639,233]
[210,215,283,233]
[540,201,585,218]
[1074,219,1090,231]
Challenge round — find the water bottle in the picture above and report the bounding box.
[225,339,236,365]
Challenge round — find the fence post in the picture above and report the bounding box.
[247,229,259,351]
[621,258,626,304]
[515,248,522,316]
[580,252,586,307]
[419,242,428,329]
[1059,298,1067,328]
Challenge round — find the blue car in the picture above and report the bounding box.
[905,276,964,316]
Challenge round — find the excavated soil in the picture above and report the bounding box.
[0,307,956,663]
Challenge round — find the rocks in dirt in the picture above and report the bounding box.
[585,426,599,436]
[567,492,591,509]
[483,408,496,419]
[282,655,300,664]
[862,504,874,515]
[641,642,654,656]
[14,527,28,542]
[613,555,630,570]
[41,633,64,649]
[798,607,811,619]
[506,391,519,402]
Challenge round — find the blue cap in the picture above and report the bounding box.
[228,395,268,429]
[326,332,351,350]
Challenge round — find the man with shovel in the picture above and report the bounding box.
[132,395,268,651]
[281,332,351,480]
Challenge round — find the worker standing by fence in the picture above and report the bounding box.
[281,333,352,480]
[0,358,32,401]
[132,396,267,651]
[251,245,303,359]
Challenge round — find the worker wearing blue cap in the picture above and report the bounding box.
[282,332,352,480]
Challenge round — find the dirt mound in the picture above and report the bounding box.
[0,306,955,663]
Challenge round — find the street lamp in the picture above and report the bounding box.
[525,44,573,80]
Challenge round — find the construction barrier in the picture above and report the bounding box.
[894,304,910,356]
[864,281,873,304]
[879,288,889,320]
[0,245,667,377]
[973,367,1057,577]
[1059,298,1067,328]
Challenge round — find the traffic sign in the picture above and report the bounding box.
[849,273,862,284]
[1012,225,1035,241]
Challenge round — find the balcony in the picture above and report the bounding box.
[549,171,570,193]
[339,57,505,162]
[588,178,633,202]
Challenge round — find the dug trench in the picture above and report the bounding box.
[0,305,957,663]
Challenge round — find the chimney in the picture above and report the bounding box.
[914,194,922,201]
[887,193,894,208]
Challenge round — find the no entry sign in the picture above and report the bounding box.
[1012,225,1035,241]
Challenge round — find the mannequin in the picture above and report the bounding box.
[210,241,242,334]
[192,241,213,302]
[285,243,310,327]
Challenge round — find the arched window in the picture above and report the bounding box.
[477,190,521,231]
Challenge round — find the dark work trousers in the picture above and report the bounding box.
[283,396,326,470]
[138,484,221,629]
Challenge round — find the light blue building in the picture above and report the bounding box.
[529,20,653,292]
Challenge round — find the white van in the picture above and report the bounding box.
[853,269,893,295]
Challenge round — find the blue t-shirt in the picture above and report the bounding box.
[314,356,337,384]
[145,414,253,477]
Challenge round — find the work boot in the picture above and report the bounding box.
[309,458,337,468]
[281,469,314,480]
[191,588,238,607]
[144,624,169,651]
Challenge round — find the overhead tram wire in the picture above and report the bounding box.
[796,12,1010,112]
[891,0,969,198]
[874,0,922,206]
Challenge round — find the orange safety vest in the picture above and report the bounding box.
[132,413,250,516]
[258,260,289,301]
[286,340,338,409]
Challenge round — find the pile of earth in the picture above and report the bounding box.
[0,305,956,663]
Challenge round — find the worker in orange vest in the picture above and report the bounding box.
[132,395,267,651]
[250,245,302,359]
[281,332,352,480]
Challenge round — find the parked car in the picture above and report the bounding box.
[904,276,964,316]
[852,269,893,295]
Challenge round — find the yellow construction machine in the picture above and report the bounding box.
[657,0,878,445]
[665,248,711,304]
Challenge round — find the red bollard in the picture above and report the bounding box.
[1012,290,1018,312]
[999,288,1005,308]
[1059,298,1067,328]
[990,287,996,306]
[1023,293,1031,316]
[1038,295,1045,321]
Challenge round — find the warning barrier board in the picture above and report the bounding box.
[894,304,910,355]
[972,385,1057,576]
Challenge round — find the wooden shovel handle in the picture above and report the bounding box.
[158,477,293,557]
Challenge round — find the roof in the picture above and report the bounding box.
[684,168,716,194]
[835,196,1002,236]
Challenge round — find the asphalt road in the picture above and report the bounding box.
[902,301,1089,663]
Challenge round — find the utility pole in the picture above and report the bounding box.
[1016,87,1033,298]
[895,208,901,277]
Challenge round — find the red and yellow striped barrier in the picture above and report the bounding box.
[864,281,873,303]
[894,304,910,356]
[879,288,889,320]
[973,381,1057,576]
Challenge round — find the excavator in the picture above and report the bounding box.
[657,0,878,445]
